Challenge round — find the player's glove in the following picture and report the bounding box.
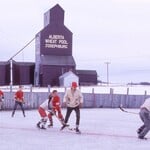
[48,109,55,115]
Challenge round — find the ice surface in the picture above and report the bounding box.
[0,108,149,150]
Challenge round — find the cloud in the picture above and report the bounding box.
[113,0,150,3]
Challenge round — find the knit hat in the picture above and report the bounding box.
[71,82,77,88]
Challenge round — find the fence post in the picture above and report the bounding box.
[92,88,95,107]
[9,84,13,110]
[29,84,33,109]
[30,84,32,93]
[48,85,51,93]
[126,88,129,108]
[144,90,147,100]
[110,88,114,108]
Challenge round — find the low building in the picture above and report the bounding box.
[76,70,97,85]
[59,71,79,87]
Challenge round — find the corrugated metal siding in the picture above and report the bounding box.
[0,65,6,85]
[0,62,10,85]
[40,66,75,87]
[13,62,35,85]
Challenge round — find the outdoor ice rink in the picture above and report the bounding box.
[0,108,149,150]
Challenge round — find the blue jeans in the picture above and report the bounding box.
[64,106,80,126]
[138,108,150,138]
[12,101,25,117]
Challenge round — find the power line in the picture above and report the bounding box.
[8,37,35,86]
[8,37,35,61]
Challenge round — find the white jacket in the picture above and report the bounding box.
[63,88,83,108]
[40,99,49,110]
[141,97,150,111]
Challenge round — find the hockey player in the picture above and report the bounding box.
[11,85,25,117]
[137,97,150,139]
[60,82,83,133]
[36,93,52,129]
[37,90,65,129]
[47,92,65,127]
[0,89,4,110]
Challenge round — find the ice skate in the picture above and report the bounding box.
[138,136,147,140]
[36,122,41,129]
[75,127,81,134]
[48,118,53,128]
[47,124,53,128]
[40,125,46,130]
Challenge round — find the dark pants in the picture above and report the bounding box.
[12,101,25,117]
[138,108,150,138]
[64,106,80,126]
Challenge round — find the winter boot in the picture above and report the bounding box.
[40,118,47,129]
[11,110,15,117]
[48,118,53,128]
[137,125,145,135]
[48,122,53,128]
[137,129,142,134]
[23,113,26,117]
[48,124,53,128]
[41,125,46,129]
[75,125,81,134]
[37,122,41,128]
[76,127,81,134]
[138,136,147,140]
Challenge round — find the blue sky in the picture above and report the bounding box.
[0,0,150,83]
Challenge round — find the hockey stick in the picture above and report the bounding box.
[60,126,81,134]
[119,105,139,115]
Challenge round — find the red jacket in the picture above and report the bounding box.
[0,90,4,101]
[0,90,4,96]
[15,90,24,102]
[51,96,61,110]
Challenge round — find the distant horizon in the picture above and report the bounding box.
[1,54,150,84]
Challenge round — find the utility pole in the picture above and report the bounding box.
[8,37,35,88]
[105,62,110,85]
[10,59,13,86]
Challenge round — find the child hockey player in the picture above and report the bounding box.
[137,97,150,139]
[61,82,83,133]
[11,85,25,117]
[47,92,65,127]
[37,90,65,129]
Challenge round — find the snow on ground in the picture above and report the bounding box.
[0,108,149,150]
[2,84,150,95]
